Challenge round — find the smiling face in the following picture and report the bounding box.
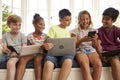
[7,15,22,34]
[79,14,91,29]
[102,15,114,29]
[34,19,45,33]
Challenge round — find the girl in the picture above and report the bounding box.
[70,10,102,80]
[2,15,27,80]
[15,13,52,80]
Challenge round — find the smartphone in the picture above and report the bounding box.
[88,31,96,37]
[7,46,17,53]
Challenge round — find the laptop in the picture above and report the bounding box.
[7,45,42,56]
[102,49,120,57]
[47,38,76,56]
[20,45,42,56]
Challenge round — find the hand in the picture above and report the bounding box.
[81,36,92,42]
[11,52,18,57]
[43,43,54,50]
[91,34,98,41]
[3,46,11,54]
[99,54,106,61]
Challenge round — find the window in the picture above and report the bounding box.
[100,0,120,27]
[2,0,21,16]
[2,0,21,35]
[26,0,71,34]
[26,0,48,34]
[1,0,120,36]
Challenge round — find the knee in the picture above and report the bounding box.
[19,57,28,65]
[110,58,120,68]
[93,61,102,70]
[34,55,43,63]
[63,58,72,66]
[78,60,89,68]
[44,61,54,68]
[7,61,16,68]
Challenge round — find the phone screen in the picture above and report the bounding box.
[88,31,96,37]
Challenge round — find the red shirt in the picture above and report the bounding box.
[98,26,120,51]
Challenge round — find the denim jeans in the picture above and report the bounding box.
[0,53,10,64]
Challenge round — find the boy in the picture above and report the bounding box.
[2,15,27,80]
[98,7,120,80]
[42,9,74,80]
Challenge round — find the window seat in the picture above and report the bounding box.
[0,58,111,69]
[0,58,113,80]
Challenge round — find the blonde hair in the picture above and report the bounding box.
[7,15,22,26]
[77,10,93,31]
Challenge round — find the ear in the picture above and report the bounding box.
[33,23,37,26]
[59,18,62,22]
[112,19,116,22]
[8,23,11,28]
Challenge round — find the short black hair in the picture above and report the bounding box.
[59,9,71,18]
[103,7,119,20]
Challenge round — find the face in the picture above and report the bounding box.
[79,14,90,29]
[9,22,21,33]
[34,19,45,32]
[102,15,114,28]
[60,16,71,27]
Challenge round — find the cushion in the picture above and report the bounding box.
[0,58,110,69]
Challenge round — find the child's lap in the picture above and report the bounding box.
[0,54,9,63]
[44,54,74,68]
[76,46,96,55]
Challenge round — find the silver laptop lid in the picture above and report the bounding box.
[47,38,76,56]
[20,45,42,56]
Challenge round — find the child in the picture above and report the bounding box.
[2,15,27,80]
[70,10,102,80]
[15,13,52,80]
[98,7,120,80]
[42,9,74,80]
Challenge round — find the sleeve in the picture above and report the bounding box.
[27,33,35,44]
[47,27,55,38]
[70,28,78,35]
[21,33,27,44]
[2,33,7,44]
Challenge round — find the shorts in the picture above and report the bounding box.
[102,51,120,62]
[44,54,74,68]
[76,46,96,54]
[0,53,10,64]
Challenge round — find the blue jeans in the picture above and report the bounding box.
[0,53,10,64]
